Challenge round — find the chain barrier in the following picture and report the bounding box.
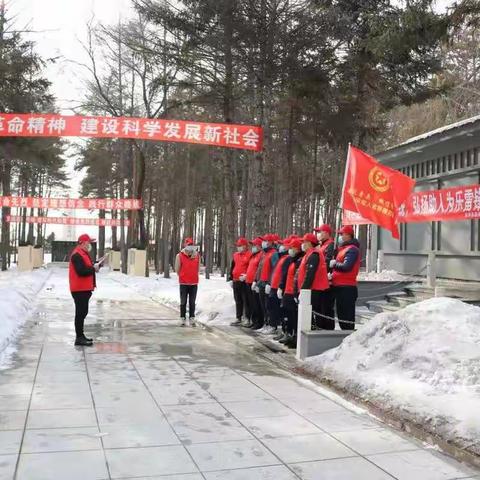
[311,309,357,328]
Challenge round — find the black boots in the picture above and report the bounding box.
[75,336,93,346]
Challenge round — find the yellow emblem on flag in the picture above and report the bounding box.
[368,166,390,193]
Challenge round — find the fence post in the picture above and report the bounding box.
[296,289,312,361]
[427,251,436,288]
[376,249,384,273]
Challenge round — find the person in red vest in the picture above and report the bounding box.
[314,224,335,267]
[175,238,200,327]
[69,234,102,346]
[267,236,290,335]
[298,233,332,330]
[277,237,304,348]
[330,225,361,330]
[245,238,264,329]
[254,234,279,332]
[314,224,335,322]
[228,237,252,326]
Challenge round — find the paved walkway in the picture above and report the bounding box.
[0,269,478,480]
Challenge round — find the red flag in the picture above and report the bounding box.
[342,146,415,239]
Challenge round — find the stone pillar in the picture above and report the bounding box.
[18,246,33,272]
[296,289,312,360]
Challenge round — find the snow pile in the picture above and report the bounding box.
[358,269,407,281]
[109,271,235,325]
[305,297,480,451]
[0,268,51,368]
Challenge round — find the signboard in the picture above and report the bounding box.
[343,185,480,225]
[0,113,263,151]
[5,215,130,227]
[0,197,142,210]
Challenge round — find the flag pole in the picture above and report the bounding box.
[335,143,352,249]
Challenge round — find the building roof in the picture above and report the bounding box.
[376,114,480,165]
[396,114,480,148]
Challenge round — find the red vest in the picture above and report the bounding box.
[285,261,297,295]
[318,238,334,256]
[297,248,329,292]
[270,254,289,289]
[259,249,276,282]
[69,246,95,292]
[246,252,262,284]
[178,252,200,285]
[332,244,360,286]
[232,250,252,281]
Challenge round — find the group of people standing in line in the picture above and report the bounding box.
[226,225,361,348]
[68,226,360,349]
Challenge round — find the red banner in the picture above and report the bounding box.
[343,185,480,225]
[342,146,415,239]
[0,113,263,151]
[5,215,130,227]
[0,197,142,210]
[398,184,480,223]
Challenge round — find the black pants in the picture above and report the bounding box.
[233,281,249,320]
[267,289,283,329]
[72,291,92,338]
[259,286,269,326]
[180,284,198,318]
[311,289,335,330]
[246,284,263,325]
[333,286,358,330]
[282,294,298,336]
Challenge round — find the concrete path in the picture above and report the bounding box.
[0,269,478,480]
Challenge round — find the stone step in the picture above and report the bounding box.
[385,294,417,308]
[404,286,435,301]
[366,300,402,314]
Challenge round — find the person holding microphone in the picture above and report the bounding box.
[69,234,104,346]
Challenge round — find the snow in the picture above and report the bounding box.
[108,271,235,325]
[0,268,51,369]
[304,297,480,452]
[395,114,480,148]
[358,269,407,281]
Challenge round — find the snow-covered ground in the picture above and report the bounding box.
[0,267,51,369]
[107,270,235,325]
[358,269,407,281]
[304,297,480,454]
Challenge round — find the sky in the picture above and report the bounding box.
[11,0,134,240]
[16,0,133,114]
[11,0,456,242]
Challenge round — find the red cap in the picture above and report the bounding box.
[302,233,319,245]
[338,225,355,236]
[183,237,194,246]
[286,238,302,250]
[78,234,95,243]
[261,234,275,242]
[236,237,249,247]
[271,234,281,242]
[314,224,332,235]
[250,237,263,247]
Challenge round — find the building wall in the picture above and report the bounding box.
[372,127,480,281]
